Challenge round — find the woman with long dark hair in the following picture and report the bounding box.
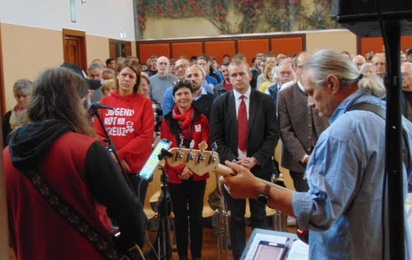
[4,67,146,260]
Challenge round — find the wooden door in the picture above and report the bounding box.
[109,39,132,59]
[63,29,87,71]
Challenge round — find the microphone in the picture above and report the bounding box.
[91,103,114,110]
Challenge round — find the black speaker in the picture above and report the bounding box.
[333,0,412,37]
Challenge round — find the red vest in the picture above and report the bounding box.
[5,132,113,260]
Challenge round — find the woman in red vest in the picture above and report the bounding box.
[161,80,210,260]
[4,67,146,260]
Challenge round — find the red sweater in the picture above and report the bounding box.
[94,91,154,173]
[161,107,210,184]
[5,133,112,260]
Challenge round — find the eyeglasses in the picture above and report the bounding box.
[173,79,191,87]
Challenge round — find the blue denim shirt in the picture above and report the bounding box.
[293,91,412,260]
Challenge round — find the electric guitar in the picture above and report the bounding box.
[164,141,309,244]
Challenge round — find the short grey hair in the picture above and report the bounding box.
[303,49,385,97]
[88,63,103,72]
[13,79,33,96]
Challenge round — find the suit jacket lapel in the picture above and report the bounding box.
[228,91,237,137]
[248,89,257,134]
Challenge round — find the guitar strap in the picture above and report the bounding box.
[348,102,411,170]
[20,170,131,260]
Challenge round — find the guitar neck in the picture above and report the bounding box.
[212,163,291,192]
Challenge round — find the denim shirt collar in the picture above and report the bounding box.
[330,90,385,124]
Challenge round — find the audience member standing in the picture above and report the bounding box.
[214,61,233,96]
[94,58,154,204]
[250,53,266,89]
[140,74,163,143]
[210,59,278,260]
[150,56,178,105]
[2,79,33,148]
[174,57,190,80]
[163,65,215,117]
[197,56,218,87]
[146,55,158,77]
[278,52,329,192]
[256,55,277,89]
[161,81,210,260]
[105,58,117,70]
[352,55,366,71]
[88,63,105,103]
[372,53,386,79]
[265,61,295,108]
[402,62,412,122]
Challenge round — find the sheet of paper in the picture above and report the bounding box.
[244,233,288,260]
[286,239,309,260]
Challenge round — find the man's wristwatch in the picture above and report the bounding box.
[257,184,271,205]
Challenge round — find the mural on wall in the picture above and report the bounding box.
[137,0,339,36]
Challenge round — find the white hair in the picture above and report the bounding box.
[303,49,386,97]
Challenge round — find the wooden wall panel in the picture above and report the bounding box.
[204,41,236,63]
[271,37,303,56]
[360,36,412,56]
[238,39,269,66]
[172,42,202,59]
[139,44,170,64]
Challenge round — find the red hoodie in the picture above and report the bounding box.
[94,91,154,173]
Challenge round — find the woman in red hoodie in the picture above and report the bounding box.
[161,80,210,260]
[94,58,154,204]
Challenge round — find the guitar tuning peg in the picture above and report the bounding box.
[211,142,218,151]
[190,140,195,149]
[179,139,184,148]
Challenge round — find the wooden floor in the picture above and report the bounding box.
[144,220,297,260]
[9,224,296,260]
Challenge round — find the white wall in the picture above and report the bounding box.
[0,0,136,40]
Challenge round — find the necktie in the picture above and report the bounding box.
[238,95,248,153]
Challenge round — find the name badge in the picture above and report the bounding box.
[195,124,202,132]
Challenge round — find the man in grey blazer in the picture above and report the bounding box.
[278,52,330,192]
[211,59,279,260]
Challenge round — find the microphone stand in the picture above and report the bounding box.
[91,107,135,192]
[146,148,173,260]
[154,148,173,260]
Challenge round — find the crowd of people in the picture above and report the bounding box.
[3,48,412,260]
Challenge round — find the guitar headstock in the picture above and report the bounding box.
[165,141,220,176]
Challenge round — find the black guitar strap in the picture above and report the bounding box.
[21,170,131,260]
[348,102,410,170]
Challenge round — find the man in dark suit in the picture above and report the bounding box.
[210,59,279,260]
[278,52,329,192]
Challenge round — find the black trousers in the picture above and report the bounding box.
[169,178,206,260]
[289,170,309,192]
[223,187,268,260]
